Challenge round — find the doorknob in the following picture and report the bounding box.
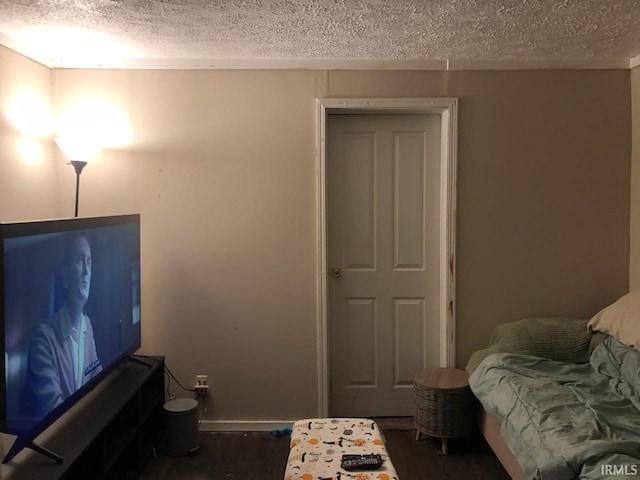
[331,267,342,278]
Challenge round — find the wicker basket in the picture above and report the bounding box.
[413,368,473,452]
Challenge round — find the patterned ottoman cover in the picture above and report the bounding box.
[284,418,399,480]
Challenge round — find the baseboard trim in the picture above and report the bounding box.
[198,420,297,432]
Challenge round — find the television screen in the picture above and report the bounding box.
[0,214,141,462]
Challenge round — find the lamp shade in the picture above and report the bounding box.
[55,136,100,163]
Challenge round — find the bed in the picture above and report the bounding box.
[466,290,640,480]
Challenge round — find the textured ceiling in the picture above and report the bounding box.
[0,0,640,69]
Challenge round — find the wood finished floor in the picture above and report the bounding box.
[138,425,511,480]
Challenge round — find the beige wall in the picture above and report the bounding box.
[0,44,632,424]
[631,66,640,289]
[0,47,59,221]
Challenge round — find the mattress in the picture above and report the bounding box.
[284,418,399,480]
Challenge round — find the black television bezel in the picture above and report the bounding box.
[0,213,142,463]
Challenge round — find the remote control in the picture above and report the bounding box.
[341,454,384,470]
[341,454,373,463]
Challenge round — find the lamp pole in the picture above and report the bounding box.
[70,160,87,218]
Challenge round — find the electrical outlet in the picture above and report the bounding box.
[194,374,209,393]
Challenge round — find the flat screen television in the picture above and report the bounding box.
[0,214,142,463]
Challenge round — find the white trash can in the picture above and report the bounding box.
[163,398,199,456]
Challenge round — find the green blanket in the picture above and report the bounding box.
[470,336,640,480]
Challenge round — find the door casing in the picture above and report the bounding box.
[315,97,458,417]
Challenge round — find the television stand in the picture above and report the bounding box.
[25,442,63,464]
[127,354,154,368]
[5,356,165,480]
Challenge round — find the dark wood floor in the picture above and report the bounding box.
[138,425,511,480]
[383,430,511,480]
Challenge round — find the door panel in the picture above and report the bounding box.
[394,132,426,269]
[345,297,376,386]
[394,298,425,386]
[333,131,376,270]
[328,114,441,417]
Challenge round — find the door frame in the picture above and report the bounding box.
[316,97,458,416]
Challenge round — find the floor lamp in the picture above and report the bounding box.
[55,137,99,217]
[69,160,87,218]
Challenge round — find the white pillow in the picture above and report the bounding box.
[588,288,640,349]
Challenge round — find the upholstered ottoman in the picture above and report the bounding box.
[284,418,399,480]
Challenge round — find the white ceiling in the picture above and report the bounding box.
[1,0,640,70]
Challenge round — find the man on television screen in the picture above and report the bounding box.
[23,233,103,419]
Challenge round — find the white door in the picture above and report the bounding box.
[328,113,442,417]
